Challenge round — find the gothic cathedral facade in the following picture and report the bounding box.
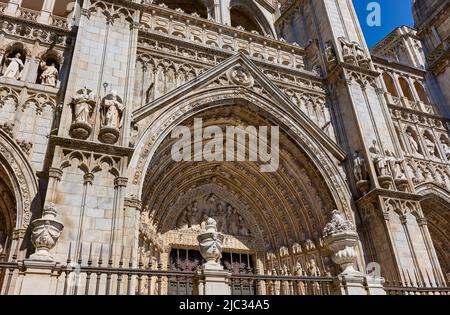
[0,0,449,295]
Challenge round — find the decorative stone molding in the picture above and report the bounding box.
[30,203,64,262]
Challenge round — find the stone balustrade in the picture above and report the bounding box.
[50,15,69,29]
[140,5,306,71]
[16,7,40,21]
[385,92,436,115]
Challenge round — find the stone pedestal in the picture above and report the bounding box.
[195,267,232,295]
[16,260,60,295]
[365,276,386,295]
[333,271,367,295]
[195,217,232,295]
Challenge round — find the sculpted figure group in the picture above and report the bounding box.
[176,196,251,237]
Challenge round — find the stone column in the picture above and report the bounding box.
[4,0,22,16]
[219,0,231,25]
[37,0,56,24]
[195,218,232,295]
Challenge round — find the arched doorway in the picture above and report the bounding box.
[0,131,40,261]
[130,76,358,293]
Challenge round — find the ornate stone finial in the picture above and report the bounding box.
[323,210,355,238]
[197,217,224,270]
[323,210,359,274]
[30,203,64,262]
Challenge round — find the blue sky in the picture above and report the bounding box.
[353,0,414,48]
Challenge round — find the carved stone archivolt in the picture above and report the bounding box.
[0,131,39,229]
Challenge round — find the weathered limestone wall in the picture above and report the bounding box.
[45,0,140,269]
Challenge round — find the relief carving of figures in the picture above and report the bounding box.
[39,61,58,87]
[175,197,251,237]
[307,257,321,277]
[353,151,370,194]
[69,87,96,140]
[2,53,24,80]
[99,91,125,144]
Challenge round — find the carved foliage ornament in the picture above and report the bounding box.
[30,203,64,261]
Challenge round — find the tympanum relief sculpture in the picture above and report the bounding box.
[69,87,97,140]
[175,194,251,238]
[99,91,125,144]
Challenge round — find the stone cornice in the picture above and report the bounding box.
[49,136,134,159]
[372,56,427,76]
[371,26,419,55]
[388,103,450,122]
[356,188,423,207]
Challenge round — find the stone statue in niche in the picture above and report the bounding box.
[353,151,370,194]
[324,41,337,69]
[99,91,125,144]
[370,140,394,189]
[39,61,58,87]
[424,136,436,157]
[386,150,408,191]
[369,140,388,176]
[2,52,24,80]
[406,131,421,156]
[307,257,320,277]
[226,205,239,235]
[69,87,96,140]
[304,238,316,251]
[440,138,450,160]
